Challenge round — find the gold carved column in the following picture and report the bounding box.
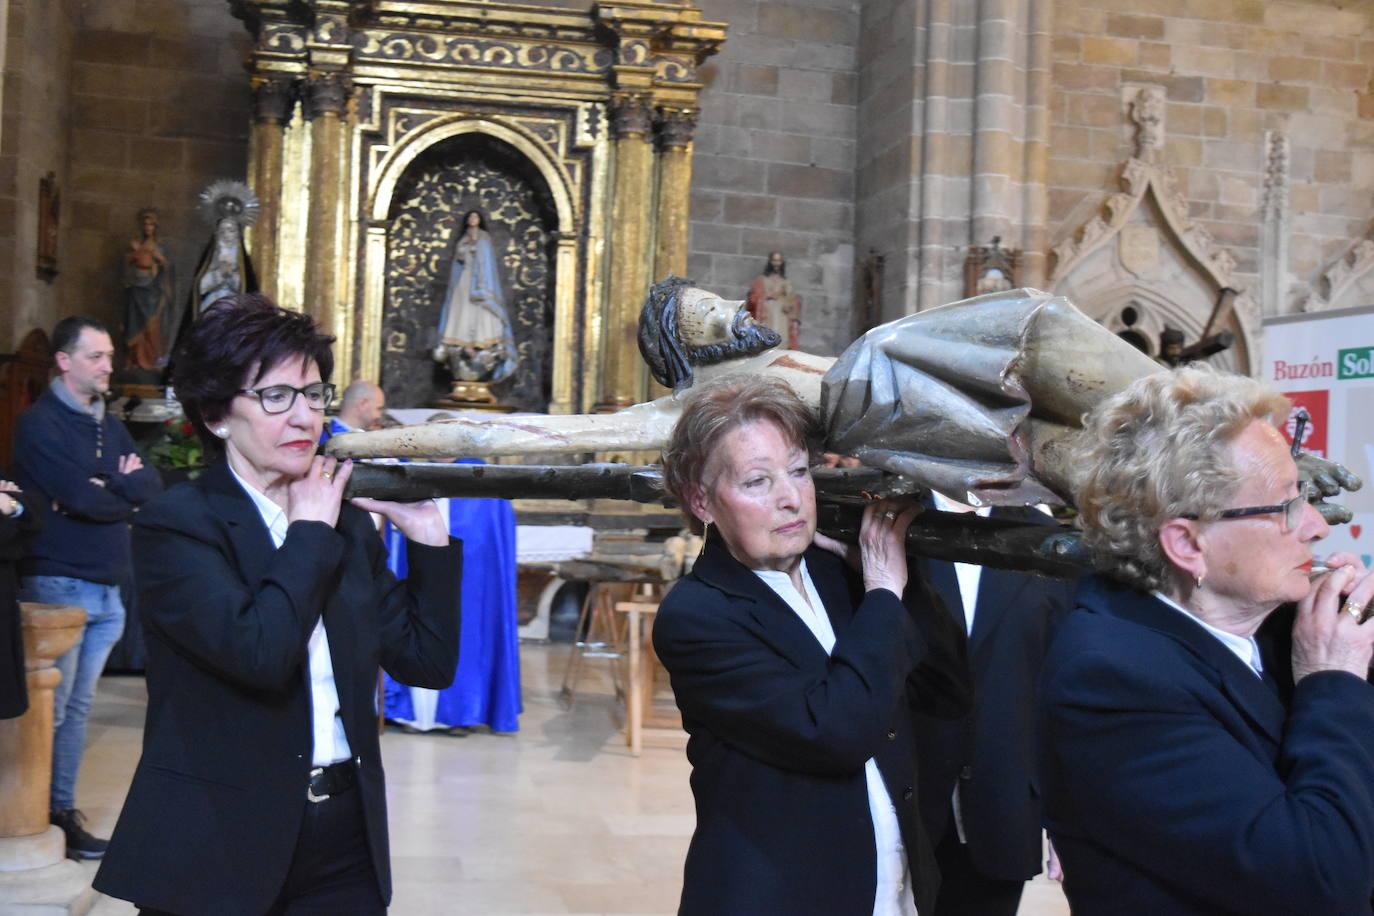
[653,107,697,280]
[598,93,656,411]
[303,71,348,340]
[249,77,294,304]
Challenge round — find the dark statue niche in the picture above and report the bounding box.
[382,133,558,412]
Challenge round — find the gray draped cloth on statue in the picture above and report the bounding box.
[822,288,1157,507]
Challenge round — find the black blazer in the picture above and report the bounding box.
[94,461,461,916]
[653,537,971,916]
[0,485,41,719]
[913,507,1074,880]
[1041,575,1374,915]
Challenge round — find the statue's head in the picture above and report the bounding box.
[463,209,487,231]
[137,207,159,236]
[214,217,239,247]
[638,276,782,390]
[764,251,785,277]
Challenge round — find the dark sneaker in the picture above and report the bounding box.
[50,808,108,860]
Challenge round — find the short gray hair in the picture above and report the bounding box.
[1072,366,1290,592]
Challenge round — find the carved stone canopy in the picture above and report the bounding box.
[1303,236,1374,313]
[1050,86,1257,373]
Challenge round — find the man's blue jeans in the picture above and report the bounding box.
[20,575,126,811]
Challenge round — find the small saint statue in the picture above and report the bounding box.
[122,207,176,372]
[746,251,801,350]
[431,209,517,386]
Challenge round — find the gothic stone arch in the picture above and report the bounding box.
[1050,87,1257,374]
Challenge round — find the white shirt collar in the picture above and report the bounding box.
[226,462,288,546]
[1153,590,1266,677]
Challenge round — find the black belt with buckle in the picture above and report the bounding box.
[307,759,357,803]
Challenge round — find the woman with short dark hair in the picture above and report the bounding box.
[654,373,971,915]
[95,294,462,916]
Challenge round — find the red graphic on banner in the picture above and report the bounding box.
[1281,390,1328,458]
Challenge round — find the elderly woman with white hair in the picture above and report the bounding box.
[1040,366,1374,916]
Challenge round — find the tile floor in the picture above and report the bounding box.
[72,643,1069,915]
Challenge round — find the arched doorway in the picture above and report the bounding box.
[381,132,559,412]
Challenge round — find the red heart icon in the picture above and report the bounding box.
[1352,525,1362,539]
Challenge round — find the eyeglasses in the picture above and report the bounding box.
[1183,481,1318,532]
[237,382,335,414]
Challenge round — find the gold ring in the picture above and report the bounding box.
[321,472,333,481]
[1344,601,1366,623]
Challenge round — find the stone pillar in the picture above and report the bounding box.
[1019,0,1053,288]
[0,603,92,913]
[971,0,1017,246]
[597,93,655,412]
[915,0,956,312]
[303,71,349,339]
[250,77,295,304]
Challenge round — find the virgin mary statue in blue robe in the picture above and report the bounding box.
[431,209,518,383]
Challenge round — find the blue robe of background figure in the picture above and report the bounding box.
[432,210,518,384]
[383,458,522,733]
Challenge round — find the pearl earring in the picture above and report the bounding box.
[215,427,229,439]
[1195,574,1204,590]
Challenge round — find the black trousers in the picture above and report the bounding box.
[139,782,385,916]
[931,824,1026,916]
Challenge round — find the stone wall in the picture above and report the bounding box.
[0,0,80,352]
[1049,0,1374,316]
[855,0,918,324]
[689,0,860,355]
[60,0,252,356]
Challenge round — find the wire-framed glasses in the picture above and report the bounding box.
[1182,481,1318,533]
[237,382,335,414]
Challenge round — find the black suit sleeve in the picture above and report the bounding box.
[363,513,463,690]
[0,491,42,557]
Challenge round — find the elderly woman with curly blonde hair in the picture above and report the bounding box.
[1039,366,1374,916]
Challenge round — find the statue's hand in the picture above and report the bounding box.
[1297,452,1363,527]
[1316,501,1355,526]
[1297,452,1363,496]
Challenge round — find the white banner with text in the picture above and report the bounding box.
[1263,305,1374,564]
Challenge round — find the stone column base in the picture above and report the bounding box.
[0,828,97,913]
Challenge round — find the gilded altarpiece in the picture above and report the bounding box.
[384,134,557,411]
[231,0,724,414]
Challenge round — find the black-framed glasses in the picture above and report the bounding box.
[237,382,335,414]
[1183,481,1318,532]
